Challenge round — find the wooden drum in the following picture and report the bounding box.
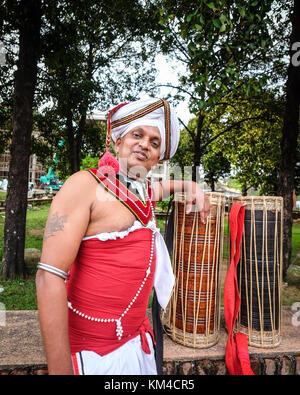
[163,192,226,348]
[228,196,283,348]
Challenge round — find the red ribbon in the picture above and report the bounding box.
[224,203,254,375]
[139,324,156,355]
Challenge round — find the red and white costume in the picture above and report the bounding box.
[67,98,180,375]
[68,220,158,374]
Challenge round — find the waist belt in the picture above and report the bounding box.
[224,202,254,375]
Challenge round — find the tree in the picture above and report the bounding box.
[0,0,160,278]
[202,148,231,191]
[209,88,283,195]
[277,0,300,276]
[37,0,159,175]
[0,105,12,155]
[1,0,42,279]
[156,0,289,180]
[170,120,194,172]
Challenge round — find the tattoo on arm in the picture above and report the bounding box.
[43,212,68,241]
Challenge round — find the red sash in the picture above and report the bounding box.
[224,203,254,375]
[87,168,155,226]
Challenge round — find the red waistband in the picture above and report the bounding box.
[69,313,155,356]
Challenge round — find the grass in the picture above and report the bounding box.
[0,203,49,310]
[0,204,299,310]
[282,267,300,306]
[0,202,49,262]
[0,277,37,310]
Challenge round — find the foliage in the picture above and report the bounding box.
[157,0,290,111]
[0,0,162,173]
[80,155,99,171]
[172,85,284,193]
[295,134,300,195]
[155,0,292,182]
[170,123,194,170]
[210,88,284,195]
[36,0,160,174]
[202,147,231,190]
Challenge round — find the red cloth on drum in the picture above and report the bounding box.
[224,202,254,375]
[66,227,156,357]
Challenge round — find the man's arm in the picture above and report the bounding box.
[152,180,210,224]
[36,171,94,375]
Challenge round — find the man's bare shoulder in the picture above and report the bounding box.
[52,170,97,206]
[61,169,96,188]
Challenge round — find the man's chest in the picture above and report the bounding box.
[86,185,136,236]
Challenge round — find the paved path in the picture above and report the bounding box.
[0,308,299,370]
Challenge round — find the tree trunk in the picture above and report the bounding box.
[242,185,248,196]
[2,0,41,279]
[66,44,93,175]
[277,0,300,278]
[66,110,87,175]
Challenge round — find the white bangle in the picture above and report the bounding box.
[37,262,69,280]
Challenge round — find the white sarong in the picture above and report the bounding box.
[72,333,157,375]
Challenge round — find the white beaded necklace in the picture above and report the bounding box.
[68,186,156,341]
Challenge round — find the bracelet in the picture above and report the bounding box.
[37,262,69,280]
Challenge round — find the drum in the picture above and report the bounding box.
[162,192,226,348]
[228,196,283,348]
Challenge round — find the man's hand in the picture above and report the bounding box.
[184,181,210,224]
[154,179,210,224]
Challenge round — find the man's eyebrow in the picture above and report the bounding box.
[131,127,161,141]
[152,132,161,140]
[131,128,143,133]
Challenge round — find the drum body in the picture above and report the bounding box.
[229,196,283,348]
[163,192,226,348]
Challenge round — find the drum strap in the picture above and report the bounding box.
[224,203,254,375]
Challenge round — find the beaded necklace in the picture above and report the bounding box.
[68,187,156,341]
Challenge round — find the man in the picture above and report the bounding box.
[36,98,209,375]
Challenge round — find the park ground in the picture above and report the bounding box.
[0,200,299,310]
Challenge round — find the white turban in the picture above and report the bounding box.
[108,98,180,161]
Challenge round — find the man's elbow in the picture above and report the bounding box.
[36,269,66,300]
[36,268,45,293]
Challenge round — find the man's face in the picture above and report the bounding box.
[114,125,161,179]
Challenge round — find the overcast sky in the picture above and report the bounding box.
[139,53,193,125]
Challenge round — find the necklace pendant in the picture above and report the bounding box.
[116,318,123,340]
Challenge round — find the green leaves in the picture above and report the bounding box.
[186,13,193,23]
[238,6,246,18]
[219,23,226,32]
[207,2,216,11]
[213,18,220,28]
